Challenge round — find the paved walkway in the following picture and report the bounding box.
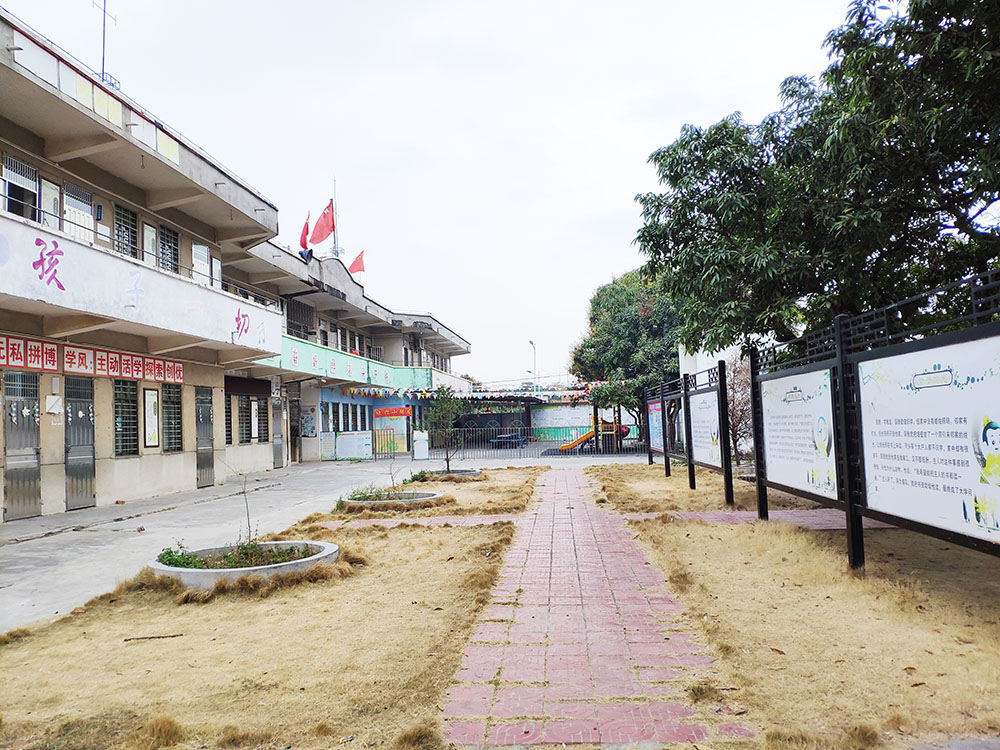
[439,468,752,745]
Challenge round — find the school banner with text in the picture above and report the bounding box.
[761,369,837,500]
[690,390,722,467]
[647,400,663,453]
[859,338,1000,543]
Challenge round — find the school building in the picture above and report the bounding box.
[0,10,471,523]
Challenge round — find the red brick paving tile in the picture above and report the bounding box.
[472,623,509,642]
[455,666,497,682]
[483,604,514,621]
[442,685,494,717]
[639,666,685,681]
[719,722,756,738]
[506,625,547,643]
[544,720,602,743]
[487,721,545,745]
[650,721,710,742]
[646,700,697,721]
[543,701,598,720]
[491,686,546,718]
[545,682,596,700]
[462,644,504,668]
[443,720,485,745]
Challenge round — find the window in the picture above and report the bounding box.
[238,395,251,444]
[114,204,138,258]
[257,396,269,442]
[331,402,341,432]
[351,404,358,431]
[159,225,179,273]
[3,154,38,221]
[225,394,233,445]
[192,244,211,284]
[114,379,139,456]
[359,404,367,431]
[318,319,329,348]
[162,384,182,452]
[64,183,94,243]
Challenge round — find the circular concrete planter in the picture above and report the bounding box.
[148,541,339,591]
[430,469,482,478]
[354,491,443,505]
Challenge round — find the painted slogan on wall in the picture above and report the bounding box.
[859,338,1000,544]
[690,390,722,467]
[761,369,837,500]
[0,336,184,383]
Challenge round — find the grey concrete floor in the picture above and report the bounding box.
[0,453,646,631]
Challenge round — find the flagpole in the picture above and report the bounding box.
[332,179,339,258]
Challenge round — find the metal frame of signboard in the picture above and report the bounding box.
[752,267,1000,567]
[646,362,735,504]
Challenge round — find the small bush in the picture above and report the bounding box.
[0,627,31,647]
[395,720,444,750]
[133,715,183,749]
[217,726,271,747]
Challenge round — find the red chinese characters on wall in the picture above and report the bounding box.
[0,335,184,383]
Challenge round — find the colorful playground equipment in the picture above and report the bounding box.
[558,416,629,453]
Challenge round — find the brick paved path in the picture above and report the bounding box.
[440,468,751,746]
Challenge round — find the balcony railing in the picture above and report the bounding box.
[2,177,281,310]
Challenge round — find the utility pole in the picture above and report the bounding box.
[92,0,117,88]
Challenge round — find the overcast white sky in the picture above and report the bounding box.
[6,0,850,386]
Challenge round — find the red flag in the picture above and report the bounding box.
[299,212,310,250]
[348,251,365,274]
[309,200,335,245]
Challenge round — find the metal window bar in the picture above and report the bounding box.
[359,404,367,431]
[225,394,233,445]
[1,178,283,311]
[238,395,251,444]
[161,383,182,452]
[114,204,138,259]
[113,379,139,456]
[64,375,93,401]
[331,402,341,432]
[4,371,40,398]
[158,225,180,274]
[65,183,93,213]
[256,396,269,442]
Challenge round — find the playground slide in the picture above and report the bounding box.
[559,429,595,453]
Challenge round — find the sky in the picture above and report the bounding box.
[4,0,851,387]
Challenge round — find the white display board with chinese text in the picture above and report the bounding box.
[336,431,373,460]
[690,390,722,467]
[761,369,837,500]
[647,400,664,453]
[858,338,1000,544]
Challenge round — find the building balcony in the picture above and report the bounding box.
[0,208,284,364]
[248,335,472,392]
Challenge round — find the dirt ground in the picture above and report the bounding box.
[305,466,546,522]
[632,516,1000,749]
[587,462,815,513]
[0,521,514,750]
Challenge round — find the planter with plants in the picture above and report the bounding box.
[149,540,339,590]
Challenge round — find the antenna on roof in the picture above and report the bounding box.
[91,0,119,89]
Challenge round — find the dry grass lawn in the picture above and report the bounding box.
[632,516,1000,748]
[587,462,815,513]
[308,466,546,522]
[0,521,514,750]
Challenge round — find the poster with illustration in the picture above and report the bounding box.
[647,400,664,453]
[761,369,837,499]
[690,390,722,467]
[858,338,1000,544]
[374,406,411,454]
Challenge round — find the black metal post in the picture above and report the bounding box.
[717,360,735,506]
[749,347,769,520]
[592,401,601,455]
[682,375,696,490]
[660,386,670,477]
[833,313,866,569]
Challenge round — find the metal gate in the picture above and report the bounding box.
[195,387,214,488]
[3,372,41,520]
[289,398,301,463]
[64,376,95,510]
[272,397,283,469]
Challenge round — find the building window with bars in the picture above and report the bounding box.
[162,384,182,452]
[159,225,180,273]
[351,404,358,431]
[225,395,233,445]
[3,154,38,221]
[114,379,139,456]
[359,404,368,431]
[256,396,269,442]
[238,395,251,444]
[114,205,138,258]
[331,402,341,432]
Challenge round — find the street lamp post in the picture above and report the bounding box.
[528,340,537,395]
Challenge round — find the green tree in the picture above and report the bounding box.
[427,386,465,473]
[636,0,1000,352]
[570,270,681,418]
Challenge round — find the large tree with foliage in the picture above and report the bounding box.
[636,0,1000,352]
[570,270,681,416]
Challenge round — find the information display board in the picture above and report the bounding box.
[647,401,664,453]
[335,431,373,460]
[859,338,1000,543]
[690,390,722,467]
[761,369,837,500]
[320,431,336,461]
